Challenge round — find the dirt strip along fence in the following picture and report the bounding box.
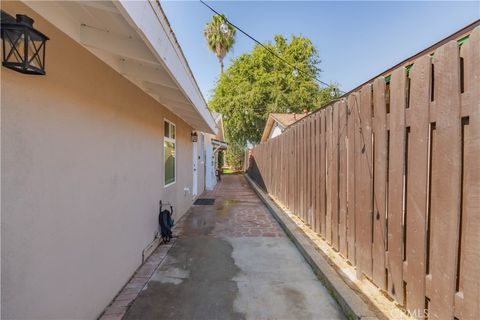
[248,27,479,320]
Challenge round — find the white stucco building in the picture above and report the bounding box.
[260,112,308,142]
[1,1,221,318]
[205,112,227,190]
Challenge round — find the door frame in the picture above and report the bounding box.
[192,141,198,196]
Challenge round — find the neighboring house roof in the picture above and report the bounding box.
[24,0,216,133]
[260,113,307,142]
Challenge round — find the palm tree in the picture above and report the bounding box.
[204,14,236,74]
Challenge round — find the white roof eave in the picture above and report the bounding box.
[23,0,216,134]
[115,1,216,134]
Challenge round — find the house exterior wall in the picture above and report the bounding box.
[197,133,206,195]
[1,2,200,319]
[205,134,217,190]
[205,117,226,190]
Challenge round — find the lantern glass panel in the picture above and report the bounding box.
[27,33,45,70]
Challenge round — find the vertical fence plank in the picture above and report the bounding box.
[305,117,313,227]
[315,112,321,234]
[311,117,316,227]
[306,120,310,223]
[283,133,287,204]
[288,130,292,208]
[338,99,348,256]
[373,76,388,290]
[332,103,340,249]
[270,141,274,192]
[272,139,276,196]
[305,119,310,223]
[302,119,308,222]
[278,138,282,199]
[387,67,407,304]
[270,140,273,194]
[310,116,318,231]
[276,138,280,198]
[287,130,292,210]
[291,129,295,210]
[347,94,357,263]
[355,84,374,279]
[326,105,333,244]
[297,124,301,217]
[405,55,431,316]
[300,121,305,221]
[270,140,272,190]
[299,122,304,219]
[278,137,282,199]
[263,144,266,189]
[277,137,280,198]
[268,142,272,191]
[320,110,327,238]
[295,124,299,215]
[429,41,462,320]
[288,129,292,209]
[283,134,286,204]
[291,130,294,208]
[458,26,480,320]
[269,140,276,194]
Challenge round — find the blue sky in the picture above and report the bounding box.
[161,1,479,100]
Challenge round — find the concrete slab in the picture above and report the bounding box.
[230,237,345,320]
[244,173,382,320]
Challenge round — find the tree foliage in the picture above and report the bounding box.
[204,14,236,74]
[209,35,339,148]
[224,143,244,170]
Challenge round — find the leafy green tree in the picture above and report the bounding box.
[204,14,236,74]
[217,150,224,169]
[225,143,245,170]
[209,35,339,151]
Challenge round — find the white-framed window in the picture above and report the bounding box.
[164,119,176,187]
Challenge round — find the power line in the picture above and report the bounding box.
[199,0,345,95]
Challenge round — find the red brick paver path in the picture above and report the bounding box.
[176,174,284,238]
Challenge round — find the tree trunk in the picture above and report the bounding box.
[220,58,224,74]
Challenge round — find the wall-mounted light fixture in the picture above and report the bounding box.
[1,10,49,75]
[191,131,198,143]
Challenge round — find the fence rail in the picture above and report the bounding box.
[248,27,479,320]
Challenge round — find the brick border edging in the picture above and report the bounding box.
[244,173,381,320]
[97,239,177,320]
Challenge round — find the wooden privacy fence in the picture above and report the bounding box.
[248,28,479,319]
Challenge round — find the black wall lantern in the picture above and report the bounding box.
[191,131,198,143]
[1,10,49,75]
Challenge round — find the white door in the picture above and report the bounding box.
[192,142,198,196]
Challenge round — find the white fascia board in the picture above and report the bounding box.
[212,139,228,150]
[115,0,216,134]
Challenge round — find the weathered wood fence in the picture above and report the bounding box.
[248,28,479,319]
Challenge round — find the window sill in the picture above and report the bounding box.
[164,181,176,188]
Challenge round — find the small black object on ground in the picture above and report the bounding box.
[194,198,215,205]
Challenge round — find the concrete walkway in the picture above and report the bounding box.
[124,175,345,320]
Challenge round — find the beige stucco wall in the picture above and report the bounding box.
[1,2,201,319]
